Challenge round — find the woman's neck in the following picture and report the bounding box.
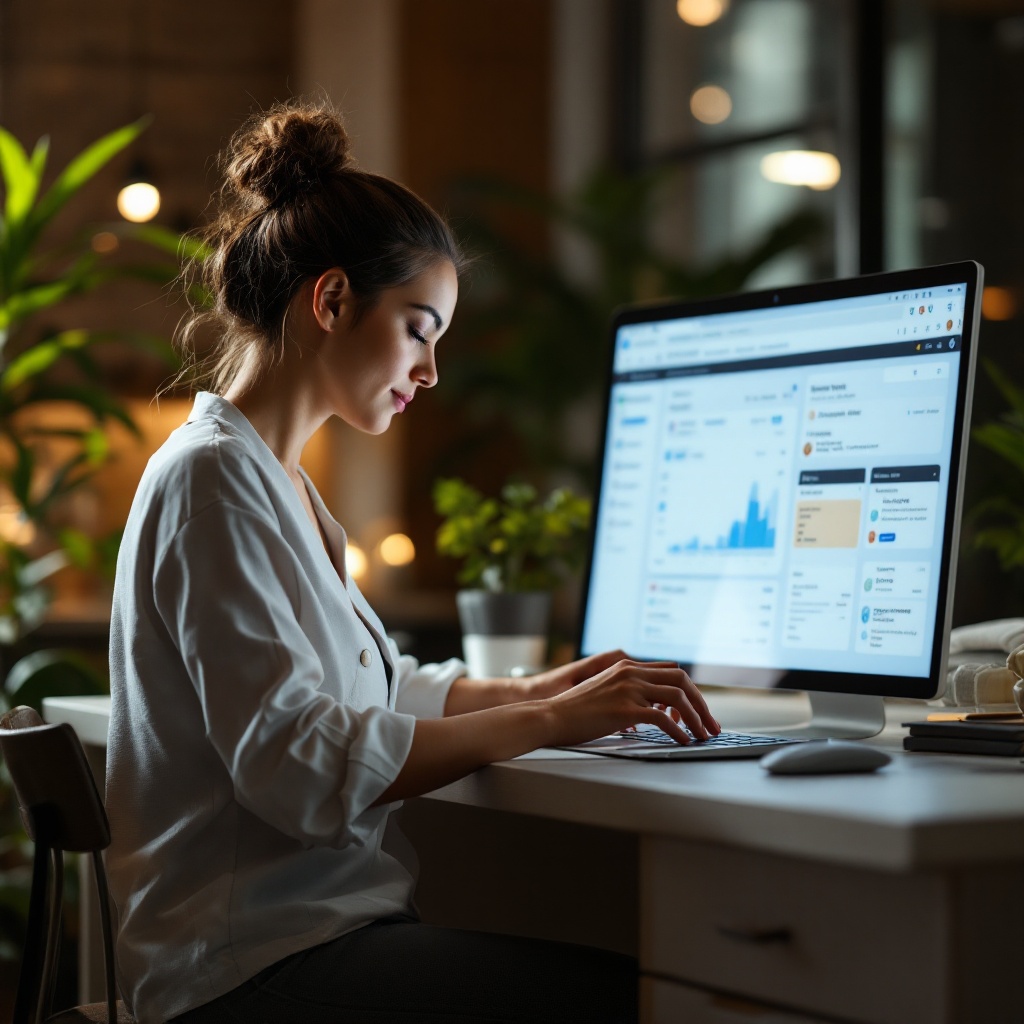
[222,370,328,473]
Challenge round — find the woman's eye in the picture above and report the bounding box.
[407,325,428,345]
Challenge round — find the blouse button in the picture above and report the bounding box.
[359,649,372,668]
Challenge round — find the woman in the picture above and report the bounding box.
[106,100,719,1024]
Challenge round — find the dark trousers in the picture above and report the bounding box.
[170,915,638,1024]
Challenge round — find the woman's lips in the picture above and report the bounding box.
[391,390,413,412]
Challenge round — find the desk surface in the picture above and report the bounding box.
[43,690,1024,874]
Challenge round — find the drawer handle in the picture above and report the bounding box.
[716,925,793,946]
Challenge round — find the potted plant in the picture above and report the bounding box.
[433,477,591,678]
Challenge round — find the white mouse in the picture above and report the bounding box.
[760,739,892,775]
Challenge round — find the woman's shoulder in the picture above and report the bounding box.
[138,414,278,531]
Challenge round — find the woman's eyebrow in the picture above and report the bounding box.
[409,303,443,331]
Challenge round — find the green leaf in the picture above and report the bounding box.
[82,426,109,465]
[0,279,78,332]
[8,441,33,509]
[0,127,41,227]
[0,329,91,391]
[127,223,212,261]
[29,118,149,240]
[13,383,140,436]
[57,528,94,568]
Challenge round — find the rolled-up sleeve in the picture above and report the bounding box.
[153,500,416,849]
[389,640,466,719]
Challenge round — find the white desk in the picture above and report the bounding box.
[44,692,1024,1024]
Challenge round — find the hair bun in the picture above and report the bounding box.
[224,101,353,207]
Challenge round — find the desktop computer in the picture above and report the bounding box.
[576,261,983,742]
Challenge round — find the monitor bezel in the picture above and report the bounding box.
[576,261,983,701]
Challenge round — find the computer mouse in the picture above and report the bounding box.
[760,740,892,775]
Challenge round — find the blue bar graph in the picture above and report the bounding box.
[671,484,777,553]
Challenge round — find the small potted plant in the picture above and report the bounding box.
[433,477,591,678]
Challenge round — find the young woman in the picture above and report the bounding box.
[105,100,719,1024]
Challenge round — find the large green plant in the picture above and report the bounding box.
[0,121,186,967]
[443,165,822,478]
[0,120,183,643]
[971,360,1024,570]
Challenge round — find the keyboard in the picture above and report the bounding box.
[560,723,804,760]
[617,724,792,748]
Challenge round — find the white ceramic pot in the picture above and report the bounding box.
[456,590,552,679]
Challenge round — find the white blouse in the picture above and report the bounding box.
[105,392,465,1024]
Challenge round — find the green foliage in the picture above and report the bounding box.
[0,120,182,640]
[445,165,823,477]
[434,477,591,592]
[971,359,1024,570]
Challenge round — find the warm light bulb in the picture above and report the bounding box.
[677,0,729,27]
[690,84,732,124]
[760,150,841,191]
[346,542,369,581]
[117,181,161,223]
[379,533,415,567]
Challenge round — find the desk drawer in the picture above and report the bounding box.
[641,838,947,1024]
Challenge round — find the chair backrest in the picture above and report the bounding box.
[0,707,110,853]
[0,706,117,1024]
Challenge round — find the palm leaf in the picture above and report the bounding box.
[28,118,148,245]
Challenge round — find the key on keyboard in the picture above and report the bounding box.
[618,724,792,747]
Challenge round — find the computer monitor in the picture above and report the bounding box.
[578,262,983,738]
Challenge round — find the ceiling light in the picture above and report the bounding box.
[117,160,160,222]
[677,0,729,27]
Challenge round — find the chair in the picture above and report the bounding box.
[0,706,134,1024]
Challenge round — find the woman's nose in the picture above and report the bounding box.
[415,348,438,388]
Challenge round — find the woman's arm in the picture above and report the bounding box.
[375,657,719,804]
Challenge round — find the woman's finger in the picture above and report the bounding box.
[641,683,710,739]
[635,706,691,744]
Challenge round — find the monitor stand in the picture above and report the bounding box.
[772,691,887,740]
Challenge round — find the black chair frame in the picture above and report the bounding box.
[0,706,119,1024]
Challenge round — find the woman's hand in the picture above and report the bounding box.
[542,657,720,748]
[520,650,634,700]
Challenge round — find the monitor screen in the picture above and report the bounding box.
[578,263,982,700]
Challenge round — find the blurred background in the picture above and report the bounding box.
[0,0,1022,659]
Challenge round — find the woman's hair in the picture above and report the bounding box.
[173,99,468,395]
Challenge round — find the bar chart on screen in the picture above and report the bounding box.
[648,399,795,577]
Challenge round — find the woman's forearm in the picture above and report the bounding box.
[373,700,555,804]
[442,674,529,715]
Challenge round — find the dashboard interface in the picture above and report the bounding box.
[581,281,970,682]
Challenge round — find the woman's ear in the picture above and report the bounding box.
[312,268,352,331]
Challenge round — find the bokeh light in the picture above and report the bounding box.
[760,150,841,190]
[345,542,369,581]
[677,0,729,27]
[91,231,120,254]
[982,286,1018,321]
[690,84,732,124]
[379,533,415,567]
[117,181,161,223]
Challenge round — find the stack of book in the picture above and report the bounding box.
[903,717,1024,757]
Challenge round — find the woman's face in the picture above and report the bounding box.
[321,260,458,434]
